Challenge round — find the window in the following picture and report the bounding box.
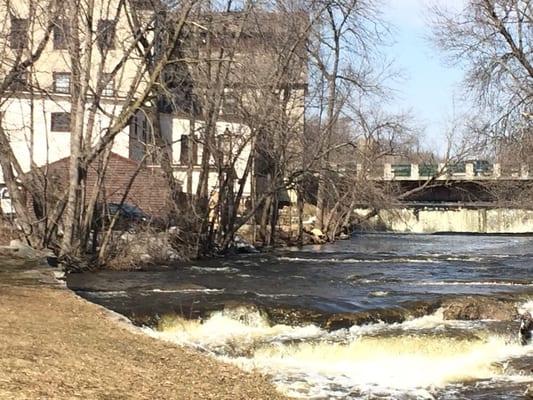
[102,73,115,96]
[216,129,233,166]
[130,0,153,10]
[50,112,71,132]
[192,139,198,165]
[9,70,28,91]
[179,135,189,164]
[53,19,69,50]
[97,20,116,51]
[221,91,238,116]
[10,17,28,49]
[179,135,198,165]
[53,72,70,94]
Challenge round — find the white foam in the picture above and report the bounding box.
[417,281,533,287]
[83,290,128,298]
[369,291,389,297]
[277,256,485,264]
[189,266,239,273]
[146,307,533,398]
[150,288,224,294]
[231,335,532,397]
[146,307,324,354]
[518,299,533,314]
[346,309,482,336]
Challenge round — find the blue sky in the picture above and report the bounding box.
[384,0,466,153]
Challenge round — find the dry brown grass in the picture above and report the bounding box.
[0,282,287,400]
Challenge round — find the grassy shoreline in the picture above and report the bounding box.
[0,268,286,399]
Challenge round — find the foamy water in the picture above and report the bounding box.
[518,300,533,315]
[144,302,533,399]
[241,337,527,399]
[71,234,533,398]
[276,256,487,264]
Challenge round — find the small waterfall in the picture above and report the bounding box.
[149,306,324,357]
[144,303,533,399]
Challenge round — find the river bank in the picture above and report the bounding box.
[0,260,286,399]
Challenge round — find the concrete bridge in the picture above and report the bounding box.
[351,163,533,233]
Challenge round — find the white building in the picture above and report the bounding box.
[129,112,253,198]
[0,2,302,209]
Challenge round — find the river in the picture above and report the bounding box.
[68,233,533,399]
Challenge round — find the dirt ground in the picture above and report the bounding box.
[0,277,287,399]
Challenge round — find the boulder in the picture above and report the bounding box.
[308,228,326,244]
[118,231,183,266]
[302,216,317,226]
[232,235,259,254]
[310,228,325,239]
[441,296,517,321]
[0,240,39,259]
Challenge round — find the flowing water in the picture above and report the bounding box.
[68,234,533,399]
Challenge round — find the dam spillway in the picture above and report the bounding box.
[354,205,533,234]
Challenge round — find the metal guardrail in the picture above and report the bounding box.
[369,162,531,181]
[391,164,411,177]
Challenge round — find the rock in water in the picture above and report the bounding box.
[441,296,516,321]
[519,312,533,345]
[310,228,325,239]
[140,254,153,264]
[233,235,259,253]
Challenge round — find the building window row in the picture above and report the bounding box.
[9,17,116,51]
[5,71,115,96]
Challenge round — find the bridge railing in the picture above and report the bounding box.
[363,163,530,181]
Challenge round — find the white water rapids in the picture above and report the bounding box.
[143,301,533,399]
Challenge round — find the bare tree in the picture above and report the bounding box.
[0,0,196,267]
[431,0,533,142]
[147,3,311,253]
[303,0,397,236]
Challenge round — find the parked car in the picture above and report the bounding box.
[94,202,154,231]
[107,203,149,222]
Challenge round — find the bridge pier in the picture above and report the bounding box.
[383,163,393,180]
[493,163,501,178]
[410,164,419,180]
[465,163,474,178]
